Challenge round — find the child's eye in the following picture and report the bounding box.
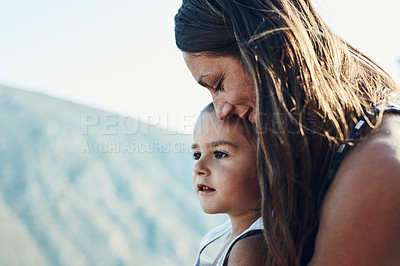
[214,151,228,159]
[193,152,201,160]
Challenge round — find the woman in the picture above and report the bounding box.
[175,0,400,265]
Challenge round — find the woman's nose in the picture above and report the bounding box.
[213,99,234,120]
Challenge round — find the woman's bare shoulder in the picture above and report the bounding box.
[310,114,400,265]
[226,233,267,266]
[336,113,400,184]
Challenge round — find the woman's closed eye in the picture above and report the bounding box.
[214,151,228,159]
[214,80,223,93]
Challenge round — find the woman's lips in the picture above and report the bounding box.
[243,107,255,124]
[248,108,255,124]
[240,107,254,122]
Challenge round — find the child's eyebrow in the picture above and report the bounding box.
[210,140,237,148]
[191,141,238,151]
[191,144,199,150]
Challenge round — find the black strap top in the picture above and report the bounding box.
[222,229,263,266]
[301,102,400,266]
[321,102,400,200]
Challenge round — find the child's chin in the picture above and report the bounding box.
[201,209,220,215]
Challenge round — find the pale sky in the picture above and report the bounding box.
[0,0,399,134]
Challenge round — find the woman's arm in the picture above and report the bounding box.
[309,115,400,265]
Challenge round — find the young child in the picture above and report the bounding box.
[191,103,267,266]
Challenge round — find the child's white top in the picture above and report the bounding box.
[194,217,264,266]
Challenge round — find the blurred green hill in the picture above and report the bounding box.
[0,85,223,266]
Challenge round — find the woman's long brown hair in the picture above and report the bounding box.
[175,0,400,265]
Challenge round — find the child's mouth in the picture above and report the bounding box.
[197,184,216,193]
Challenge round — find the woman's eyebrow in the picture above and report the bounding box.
[197,74,209,87]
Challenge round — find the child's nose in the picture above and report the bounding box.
[193,158,210,176]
